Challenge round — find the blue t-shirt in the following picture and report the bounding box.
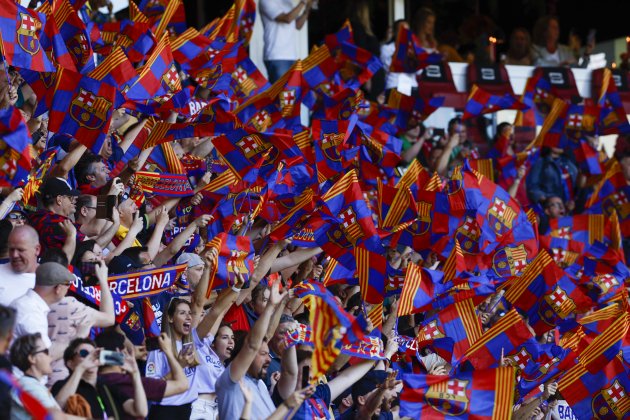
[292,383,332,419]
[216,367,276,420]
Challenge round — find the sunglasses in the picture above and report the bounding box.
[76,349,90,358]
[8,213,26,220]
[32,348,49,356]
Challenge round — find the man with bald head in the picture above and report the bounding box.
[0,225,40,305]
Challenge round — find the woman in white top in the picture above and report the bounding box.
[147,247,244,420]
[10,333,82,420]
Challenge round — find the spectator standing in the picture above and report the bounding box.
[0,225,40,306]
[260,0,313,83]
[526,147,578,206]
[531,16,576,67]
[504,28,533,66]
[10,262,74,361]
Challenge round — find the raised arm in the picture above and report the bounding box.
[145,206,170,259]
[236,240,289,306]
[50,143,87,178]
[269,246,322,273]
[121,348,149,418]
[196,271,245,339]
[153,215,211,268]
[157,333,189,397]
[92,260,115,327]
[229,282,287,382]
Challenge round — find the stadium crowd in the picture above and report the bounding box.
[0,0,629,419]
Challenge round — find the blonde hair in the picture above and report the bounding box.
[163,298,200,368]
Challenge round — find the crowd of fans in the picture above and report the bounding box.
[0,0,628,420]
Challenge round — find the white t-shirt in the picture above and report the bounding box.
[10,289,52,348]
[145,328,213,405]
[547,400,577,420]
[260,0,299,61]
[0,263,35,306]
[197,334,225,394]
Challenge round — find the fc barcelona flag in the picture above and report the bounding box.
[463,85,528,120]
[0,106,33,187]
[0,0,55,72]
[204,233,255,293]
[558,356,630,420]
[318,169,383,268]
[389,24,442,73]
[125,33,181,102]
[47,67,116,153]
[400,367,516,419]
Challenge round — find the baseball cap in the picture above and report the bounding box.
[108,255,145,275]
[176,252,204,268]
[35,262,75,286]
[40,177,80,200]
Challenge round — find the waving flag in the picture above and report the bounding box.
[387,89,444,133]
[597,68,630,135]
[401,367,516,419]
[205,233,255,292]
[558,356,630,420]
[49,0,94,73]
[318,170,383,268]
[48,67,116,153]
[461,309,534,370]
[463,85,528,120]
[503,250,594,335]
[0,106,33,187]
[125,33,181,101]
[0,370,52,420]
[0,1,55,72]
[88,46,138,107]
[311,117,360,184]
[389,24,442,73]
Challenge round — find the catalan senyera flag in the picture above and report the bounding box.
[400,367,516,419]
[0,0,55,72]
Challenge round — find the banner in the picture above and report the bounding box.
[135,171,195,197]
[107,263,187,300]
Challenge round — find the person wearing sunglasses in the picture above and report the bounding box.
[9,333,68,420]
[51,338,115,418]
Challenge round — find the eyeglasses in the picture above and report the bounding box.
[63,196,78,204]
[32,348,49,356]
[84,206,97,210]
[8,213,26,220]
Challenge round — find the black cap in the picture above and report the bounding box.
[108,255,145,275]
[40,177,80,200]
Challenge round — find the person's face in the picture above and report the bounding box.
[29,338,52,376]
[89,161,110,187]
[8,232,40,273]
[386,247,401,262]
[512,30,528,50]
[270,321,292,354]
[57,194,77,217]
[251,288,270,316]
[186,264,205,289]
[212,325,235,362]
[248,341,271,380]
[7,212,26,227]
[547,19,560,44]
[67,343,97,376]
[422,15,435,36]
[428,147,442,171]
[81,244,103,263]
[169,302,192,338]
[81,196,98,222]
[118,199,138,223]
[500,125,514,141]
[545,197,566,219]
